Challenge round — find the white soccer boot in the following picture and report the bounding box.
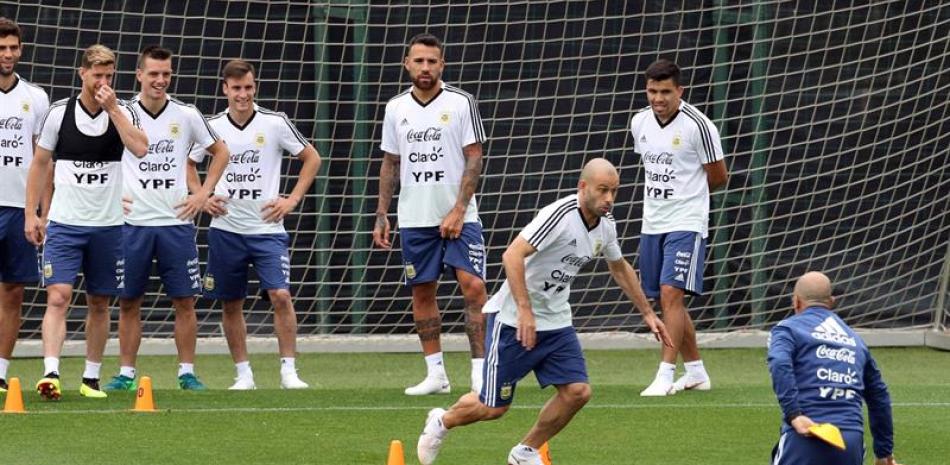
[280,372,309,389]
[639,377,677,397]
[405,375,451,396]
[417,408,447,465]
[672,372,711,391]
[507,445,545,465]
[228,376,257,390]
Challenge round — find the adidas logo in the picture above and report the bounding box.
[568,239,577,247]
[400,118,409,126]
[640,135,647,142]
[674,273,685,281]
[811,316,856,346]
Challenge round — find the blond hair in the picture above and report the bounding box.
[82,44,115,68]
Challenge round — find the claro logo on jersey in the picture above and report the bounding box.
[138,156,179,189]
[815,345,856,364]
[71,161,110,184]
[1,135,25,167]
[227,167,263,199]
[816,367,859,385]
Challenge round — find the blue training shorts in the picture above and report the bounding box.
[399,222,486,286]
[772,429,865,465]
[121,224,201,299]
[42,221,123,295]
[0,206,39,283]
[203,228,290,300]
[479,313,589,408]
[638,231,705,299]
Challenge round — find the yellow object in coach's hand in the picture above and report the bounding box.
[808,423,846,450]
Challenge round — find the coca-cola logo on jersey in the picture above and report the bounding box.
[230,149,261,164]
[815,344,856,364]
[0,117,24,130]
[148,139,175,155]
[560,253,592,267]
[642,151,673,165]
[406,127,442,143]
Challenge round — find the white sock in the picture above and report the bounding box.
[43,357,60,376]
[0,357,9,380]
[178,363,194,377]
[424,410,448,438]
[425,352,447,378]
[657,361,676,383]
[280,357,297,376]
[471,358,484,390]
[83,360,102,379]
[119,365,136,379]
[685,360,708,378]
[235,361,253,379]
[511,444,539,459]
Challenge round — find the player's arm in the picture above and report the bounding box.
[766,325,815,435]
[261,144,321,223]
[32,136,53,223]
[96,89,148,157]
[502,236,538,350]
[178,141,230,220]
[704,160,728,191]
[373,152,400,249]
[24,146,54,245]
[440,142,482,239]
[606,258,672,347]
[864,353,897,463]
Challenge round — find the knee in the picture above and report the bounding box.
[659,286,684,309]
[268,289,293,311]
[562,383,592,408]
[47,291,70,310]
[222,301,244,315]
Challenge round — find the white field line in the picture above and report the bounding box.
[15,401,950,415]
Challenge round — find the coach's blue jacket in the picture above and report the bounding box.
[767,306,893,458]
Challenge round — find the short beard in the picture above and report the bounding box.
[412,75,437,91]
[0,68,13,77]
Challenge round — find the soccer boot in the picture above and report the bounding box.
[417,408,447,465]
[672,373,712,391]
[228,376,256,390]
[507,445,545,465]
[103,374,137,391]
[36,373,61,401]
[79,378,108,398]
[280,372,309,389]
[405,375,451,396]
[640,377,677,397]
[178,373,208,391]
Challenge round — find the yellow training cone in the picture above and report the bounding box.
[539,442,552,465]
[386,439,405,465]
[808,423,846,450]
[132,376,157,412]
[2,377,26,413]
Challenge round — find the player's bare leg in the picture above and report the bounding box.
[657,285,711,393]
[0,283,25,389]
[116,297,143,370]
[79,294,111,397]
[418,391,509,465]
[642,285,689,396]
[36,283,72,399]
[269,288,307,389]
[406,281,450,395]
[456,269,486,392]
[172,297,198,366]
[512,382,591,462]
[222,297,255,389]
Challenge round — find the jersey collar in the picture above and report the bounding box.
[136,97,170,120]
[410,82,444,108]
[227,110,257,130]
[77,96,104,119]
[0,75,19,94]
[654,108,680,128]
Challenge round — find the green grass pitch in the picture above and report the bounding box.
[1,348,947,464]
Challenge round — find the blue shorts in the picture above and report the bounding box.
[0,206,39,283]
[638,231,705,298]
[771,430,865,465]
[479,313,588,408]
[399,222,486,286]
[42,221,123,295]
[203,228,290,300]
[121,224,201,299]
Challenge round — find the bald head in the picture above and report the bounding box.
[793,271,834,310]
[580,158,618,183]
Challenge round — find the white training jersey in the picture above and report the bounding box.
[629,100,725,238]
[380,81,487,228]
[486,194,623,331]
[123,96,219,226]
[191,106,308,235]
[38,97,140,227]
[0,74,50,208]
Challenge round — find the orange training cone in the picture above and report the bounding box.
[386,439,405,465]
[2,377,25,413]
[132,376,157,412]
[539,442,552,465]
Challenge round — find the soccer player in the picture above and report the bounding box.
[194,59,320,390]
[768,271,900,465]
[102,46,229,392]
[630,59,729,396]
[0,18,50,394]
[24,44,148,400]
[416,158,671,465]
[373,33,488,396]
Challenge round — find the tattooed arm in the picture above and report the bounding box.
[373,152,401,249]
[439,142,483,239]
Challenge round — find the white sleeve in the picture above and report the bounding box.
[602,222,623,262]
[276,113,308,156]
[458,95,486,146]
[629,116,640,153]
[31,88,51,137]
[379,102,398,154]
[188,107,219,149]
[518,201,570,252]
[692,115,725,165]
[120,102,141,128]
[37,104,65,151]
